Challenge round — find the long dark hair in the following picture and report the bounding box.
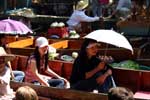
[78,38,98,63]
[33,47,48,73]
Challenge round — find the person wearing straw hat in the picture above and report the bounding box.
[0,47,25,83]
[0,52,15,98]
[67,0,100,33]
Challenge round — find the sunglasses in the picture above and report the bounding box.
[86,43,101,49]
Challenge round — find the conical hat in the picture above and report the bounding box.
[76,0,89,10]
[0,47,15,64]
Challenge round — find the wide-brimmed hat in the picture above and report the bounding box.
[0,47,15,64]
[76,0,89,10]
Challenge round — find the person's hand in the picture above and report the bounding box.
[103,15,112,20]
[61,78,70,88]
[96,74,106,85]
[64,80,70,89]
[99,16,104,20]
[97,62,105,71]
[105,69,112,76]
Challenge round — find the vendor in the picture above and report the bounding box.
[67,0,100,33]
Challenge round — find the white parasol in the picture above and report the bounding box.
[84,29,133,54]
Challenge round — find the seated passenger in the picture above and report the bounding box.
[70,39,114,93]
[0,47,25,83]
[0,53,15,99]
[25,37,70,88]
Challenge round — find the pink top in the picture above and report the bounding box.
[25,56,39,83]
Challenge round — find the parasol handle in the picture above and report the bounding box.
[104,43,109,56]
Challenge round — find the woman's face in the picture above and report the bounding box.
[86,43,99,58]
[38,46,49,57]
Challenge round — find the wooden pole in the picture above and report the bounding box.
[4,0,7,14]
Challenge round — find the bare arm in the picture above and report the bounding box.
[85,62,105,79]
[96,69,112,85]
[29,60,49,86]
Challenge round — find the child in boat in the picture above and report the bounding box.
[15,86,38,100]
[70,38,113,93]
[0,53,15,99]
[25,37,70,88]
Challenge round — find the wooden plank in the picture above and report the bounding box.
[50,40,69,49]
[10,81,108,100]
[8,38,34,48]
[9,47,34,56]
[8,47,140,60]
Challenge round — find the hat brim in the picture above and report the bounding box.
[38,43,49,48]
[0,54,15,63]
[76,3,88,10]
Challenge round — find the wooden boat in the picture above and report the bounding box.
[10,54,150,100]
[10,81,108,100]
[5,35,150,100]
[8,37,147,55]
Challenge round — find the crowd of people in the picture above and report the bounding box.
[1,0,147,99]
[67,0,149,33]
[0,35,136,100]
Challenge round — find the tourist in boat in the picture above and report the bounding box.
[0,36,25,83]
[67,0,100,33]
[70,38,113,93]
[25,37,70,88]
[15,86,38,100]
[108,87,134,100]
[0,53,15,99]
[108,0,132,20]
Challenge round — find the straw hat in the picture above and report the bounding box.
[0,47,15,64]
[76,0,89,10]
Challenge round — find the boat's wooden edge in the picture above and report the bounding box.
[7,38,34,48]
[10,81,108,100]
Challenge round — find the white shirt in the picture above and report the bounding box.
[67,10,99,27]
[116,0,131,10]
[0,67,13,96]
